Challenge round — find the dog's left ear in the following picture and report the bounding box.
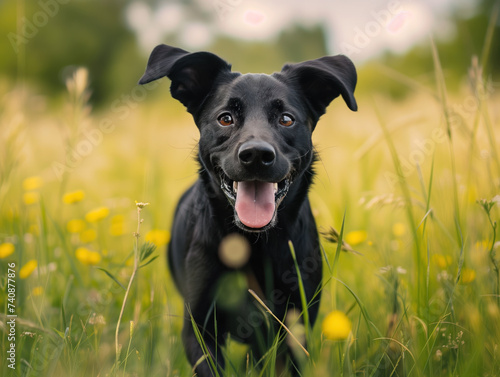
[138,44,232,114]
[280,55,357,119]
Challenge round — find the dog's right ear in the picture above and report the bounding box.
[138,44,232,114]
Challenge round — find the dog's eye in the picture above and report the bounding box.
[279,114,294,127]
[218,113,234,127]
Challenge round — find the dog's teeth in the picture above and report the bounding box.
[273,183,278,193]
[233,181,238,193]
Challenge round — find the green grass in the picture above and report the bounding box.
[1,39,500,376]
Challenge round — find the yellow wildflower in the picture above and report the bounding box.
[23,192,40,205]
[80,229,97,243]
[460,268,476,284]
[75,247,101,266]
[85,207,109,223]
[322,310,352,341]
[392,222,406,237]
[63,190,85,204]
[86,251,102,265]
[145,229,170,247]
[67,219,86,233]
[32,286,44,296]
[345,230,367,246]
[432,254,453,269]
[19,260,38,279]
[0,242,15,258]
[23,176,43,191]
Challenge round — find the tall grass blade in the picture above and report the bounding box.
[374,99,423,315]
[188,308,220,377]
[430,38,463,244]
[288,240,311,342]
[332,211,346,275]
[95,267,126,290]
[248,289,309,358]
[334,278,383,338]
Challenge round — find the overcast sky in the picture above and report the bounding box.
[126,0,478,64]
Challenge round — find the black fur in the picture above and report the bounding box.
[139,44,357,376]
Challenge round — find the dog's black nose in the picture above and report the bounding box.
[238,140,276,167]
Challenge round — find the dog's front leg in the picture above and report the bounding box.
[182,311,224,377]
[181,245,226,376]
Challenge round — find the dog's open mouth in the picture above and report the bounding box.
[221,175,291,231]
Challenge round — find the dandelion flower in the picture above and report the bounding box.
[145,229,170,247]
[80,229,97,243]
[85,207,109,223]
[19,260,38,279]
[460,268,476,284]
[23,192,40,205]
[322,310,352,341]
[67,219,86,233]
[63,190,85,204]
[345,230,367,246]
[23,176,43,191]
[0,242,15,258]
[75,247,101,266]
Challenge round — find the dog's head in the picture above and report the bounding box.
[140,44,357,232]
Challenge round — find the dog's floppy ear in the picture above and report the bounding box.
[139,44,232,114]
[280,55,357,119]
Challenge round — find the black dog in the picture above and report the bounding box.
[139,44,357,376]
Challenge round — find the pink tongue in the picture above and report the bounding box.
[235,181,276,228]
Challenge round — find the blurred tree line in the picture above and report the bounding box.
[0,0,497,106]
[372,0,500,97]
[0,0,141,104]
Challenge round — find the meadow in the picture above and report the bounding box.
[1,38,500,377]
